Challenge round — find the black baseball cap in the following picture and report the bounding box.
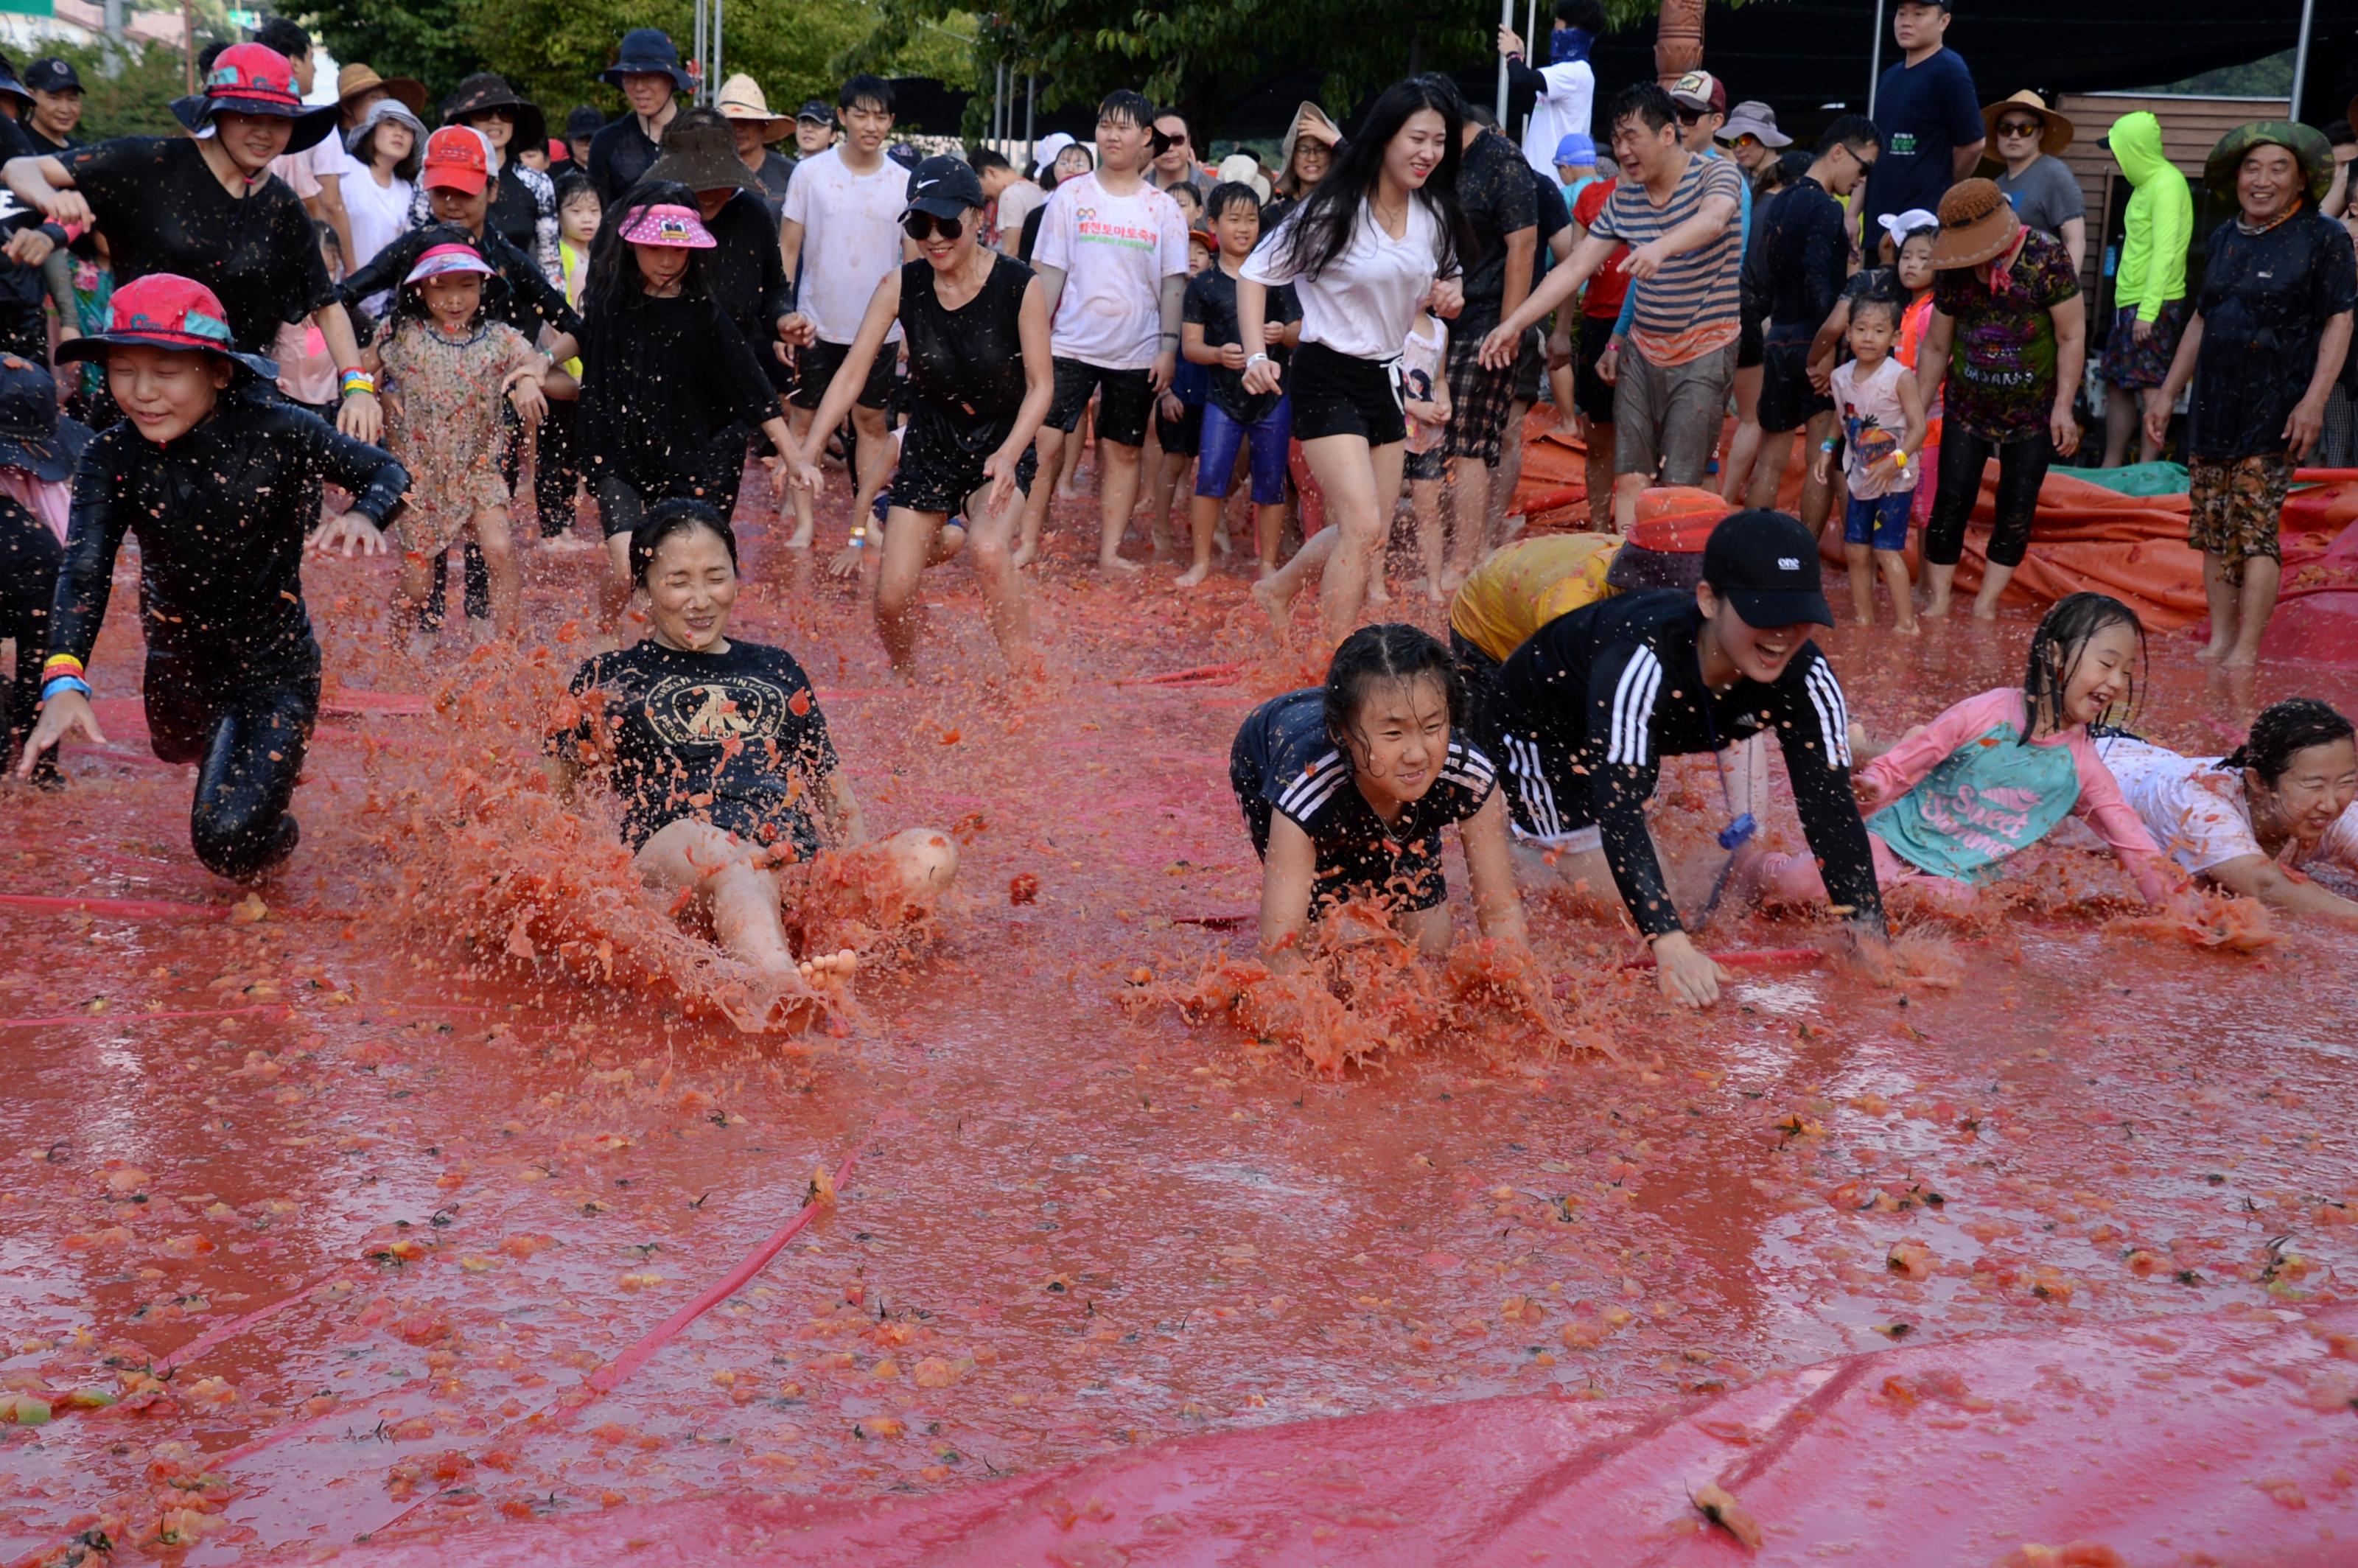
[796,99,830,124]
[1701,509,1835,629]
[903,154,982,217]
[24,59,80,94]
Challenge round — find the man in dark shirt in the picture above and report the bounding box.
[1864,0,1984,236]
[1487,509,1886,1007]
[1752,114,1879,536]
[1443,113,1536,587]
[20,58,80,155]
[587,29,688,204]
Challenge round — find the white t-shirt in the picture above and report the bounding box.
[1243,197,1444,363]
[343,167,416,276]
[1032,172,1189,371]
[780,147,908,346]
[1519,60,1596,181]
[993,179,1045,253]
[1400,315,1447,455]
[2096,735,2358,876]
[269,135,349,202]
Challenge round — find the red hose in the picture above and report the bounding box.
[1122,662,1248,687]
[0,1003,292,1031]
[0,893,228,920]
[155,1260,360,1373]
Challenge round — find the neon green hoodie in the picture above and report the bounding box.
[2108,111,2191,321]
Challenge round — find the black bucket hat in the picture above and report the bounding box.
[601,29,693,94]
[442,74,547,157]
[0,56,32,108]
[0,353,92,481]
[642,115,760,195]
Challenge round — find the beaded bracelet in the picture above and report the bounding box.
[41,674,91,703]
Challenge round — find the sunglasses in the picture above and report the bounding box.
[1996,120,2043,138]
[903,211,964,242]
[1673,107,1709,126]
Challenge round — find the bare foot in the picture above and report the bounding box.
[1854,613,1875,629]
[1011,539,1039,570]
[1175,561,1211,588]
[405,629,440,662]
[798,948,858,992]
[1364,578,1393,608]
[1921,597,1951,620]
[539,533,596,554]
[1970,599,2001,623]
[1099,553,1143,575]
[783,519,815,551]
[1250,575,1296,645]
[2194,641,2231,663]
[2222,647,2261,668]
[1894,617,1923,637]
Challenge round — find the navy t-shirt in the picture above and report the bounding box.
[1864,47,1983,231]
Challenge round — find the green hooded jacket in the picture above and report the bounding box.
[2108,111,2191,321]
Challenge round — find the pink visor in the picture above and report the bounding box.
[617,203,716,249]
[403,243,495,285]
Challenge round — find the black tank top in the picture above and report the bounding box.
[898,253,1032,432]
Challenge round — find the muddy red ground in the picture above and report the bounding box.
[4,470,2356,1564]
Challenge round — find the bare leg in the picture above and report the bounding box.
[1057,404,1089,497]
[1015,424,1063,568]
[872,505,940,674]
[1296,433,1404,651]
[1258,493,1284,575]
[2224,553,2280,667]
[391,553,435,656]
[1252,526,1340,643]
[637,819,803,973]
[1180,491,1220,587]
[1148,452,1191,561]
[472,508,523,640]
[2102,384,2137,469]
[1411,477,1445,601]
[1922,559,1956,620]
[1971,557,2017,621]
[1721,364,1763,503]
[1797,411,1839,537]
[1746,430,1795,511]
[1845,540,1875,626]
[1879,547,1920,634]
[1611,471,1644,535]
[875,825,961,908]
[1095,439,1144,572]
[599,532,633,642]
[1448,454,1488,592]
[1486,400,1530,545]
[847,406,898,532]
[962,475,1040,676]
[1584,422,1616,530]
[782,402,817,549]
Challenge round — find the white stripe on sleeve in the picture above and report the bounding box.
[1606,648,1662,768]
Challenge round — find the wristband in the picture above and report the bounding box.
[1892,449,1909,467]
[1245,352,1271,370]
[41,652,83,679]
[41,674,91,703]
[1818,438,1839,454]
[847,528,868,548]
[339,369,377,397]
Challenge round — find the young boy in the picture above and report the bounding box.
[1145,229,1216,564]
[1814,295,1926,633]
[1180,183,1301,587]
[1400,304,1452,601]
[15,273,410,880]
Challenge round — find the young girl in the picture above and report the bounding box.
[1757,593,2172,915]
[374,240,550,647]
[1238,77,1470,651]
[342,96,425,287]
[1181,181,1300,587]
[1811,214,1942,523]
[1814,295,1926,633]
[1400,303,1451,601]
[2098,698,2358,922]
[17,273,406,880]
[1231,621,1530,959]
[274,222,346,418]
[548,502,958,1031]
[535,173,601,550]
[577,186,796,636]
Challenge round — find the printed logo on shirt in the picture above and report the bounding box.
[1071,206,1162,251]
[1889,133,1918,156]
[641,674,794,748]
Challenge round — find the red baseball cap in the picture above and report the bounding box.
[421,125,491,194]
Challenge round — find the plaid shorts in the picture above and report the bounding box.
[2188,451,2292,582]
[1443,329,1520,465]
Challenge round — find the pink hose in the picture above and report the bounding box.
[0,1003,293,1031]
[0,892,228,920]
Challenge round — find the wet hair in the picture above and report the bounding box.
[553,169,598,214]
[630,499,738,587]
[1556,0,1609,28]
[2220,698,2356,783]
[1204,180,1262,225]
[586,179,714,309]
[1323,623,1464,753]
[1849,294,1902,330]
[387,225,491,331]
[1098,88,1155,130]
[839,74,894,116]
[2022,592,2143,742]
[968,147,1012,175]
[1608,81,1679,139]
[2325,119,2356,150]
[253,16,309,58]
[1274,75,1471,285]
[1817,113,1880,161]
[353,118,421,181]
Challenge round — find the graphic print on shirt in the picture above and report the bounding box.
[640,671,794,749]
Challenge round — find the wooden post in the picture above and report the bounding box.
[1655,0,1704,85]
[182,0,195,94]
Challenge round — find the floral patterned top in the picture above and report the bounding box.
[377,316,535,556]
[1931,226,2079,444]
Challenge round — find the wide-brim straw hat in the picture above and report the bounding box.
[1931,177,2023,269]
[336,63,426,119]
[1981,90,2074,159]
[2204,120,2336,205]
[714,74,790,143]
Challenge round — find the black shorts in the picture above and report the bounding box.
[1494,724,1603,853]
[1757,327,1833,434]
[1574,315,1617,426]
[1156,398,1203,458]
[1046,357,1155,447]
[790,338,898,412]
[1231,740,1448,914]
[1290,340,1407,447]
[894,407,1038,516]
[1448,628,1504,752]
[1513,330,1544,407]
[593,434,749,538]
[1736,304,1765,371]
[1404,446,1446,483]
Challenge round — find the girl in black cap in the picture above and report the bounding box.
[783,154,1053,679]
[0,354,89,785]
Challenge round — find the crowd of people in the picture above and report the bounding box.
[0,4,2354,1022]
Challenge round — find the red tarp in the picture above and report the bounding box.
[299,1304,2358,1566]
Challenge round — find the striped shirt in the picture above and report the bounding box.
[1586,153,1746,367]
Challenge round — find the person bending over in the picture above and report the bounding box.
[16,274,406,880]
[548,502,959,1030]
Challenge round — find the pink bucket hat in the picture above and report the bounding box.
[402,242,495,286]
[616,203,716,249]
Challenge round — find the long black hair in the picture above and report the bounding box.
[1323,622,1463,754]
[2221,697,2356,782]
[1272,76,1472,285]
[2023,592,2144,741]
[584,178,714,313]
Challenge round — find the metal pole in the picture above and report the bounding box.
[2289,0,2317,121]
[1524,0,1538,137]
[691,0,705,105]
[712,0,724,103]
[1495,0,1512,119]
[1026,73,1036,168]
[1866,0,1885,116]
[995,62,1007,152]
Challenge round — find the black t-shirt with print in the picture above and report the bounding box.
[62,136,337,354]
[2188,211,2358,461]
[1183,264,1301,422]
[1455,129,1538,334]
[556,638,840,853]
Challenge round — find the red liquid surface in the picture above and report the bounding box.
[5,479,2356,1561]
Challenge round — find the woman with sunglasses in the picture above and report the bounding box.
[785,156,1053,679]
[1984,91,2085,275]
